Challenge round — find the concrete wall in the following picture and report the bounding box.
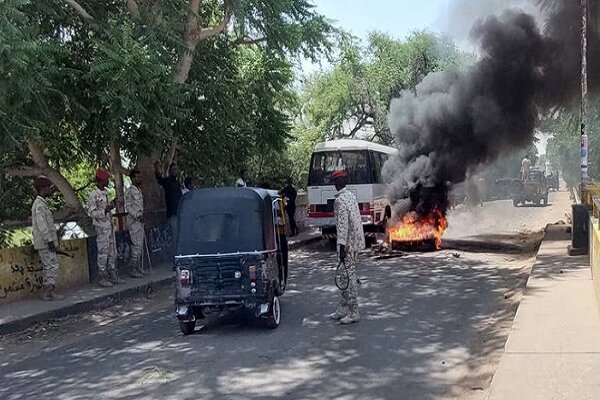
[590,217,600,304]
[0,239,89,304]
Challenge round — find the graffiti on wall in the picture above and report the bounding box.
[0,239,89,304]
[147,225,173,253]
[0,254,44,300]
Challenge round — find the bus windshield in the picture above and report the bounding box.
[309,150,371,186]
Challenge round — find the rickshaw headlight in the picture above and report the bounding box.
[179,269,191,287]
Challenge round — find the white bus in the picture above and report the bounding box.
[306,139,398,238]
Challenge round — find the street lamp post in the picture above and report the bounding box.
[581,0,589,196]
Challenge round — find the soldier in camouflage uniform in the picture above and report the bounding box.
[125,169,144,278]
[32,176,65,301]
[87,169,123,287]
[330,170,365,325]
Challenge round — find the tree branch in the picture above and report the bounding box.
[63,0,100,31]
[234,36,267,46]
[126,0,141,19]
[195,3,233,42]
[26,139,48,168]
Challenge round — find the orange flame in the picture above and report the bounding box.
[387,209,449,249]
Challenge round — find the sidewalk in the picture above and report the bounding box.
[487,224,600,400]
[0,230,321,334]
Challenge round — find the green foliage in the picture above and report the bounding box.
[286,31,470,188]
[0,0,334,226]
[175,41,297,186]
[299,31,467,144]
[544,101,597,189]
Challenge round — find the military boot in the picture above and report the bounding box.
[39,285,53,301]
[98,272,114,288]
[48,285,65,301]
[128,264,143,278]
[108,269,126,285]
[339,311,360,325]
[329,308,347,321]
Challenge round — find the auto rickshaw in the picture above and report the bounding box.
[174,187,288,335]
[512,169,549,207]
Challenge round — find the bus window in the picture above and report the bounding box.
[309,151,371,186]
[369,151,391,184]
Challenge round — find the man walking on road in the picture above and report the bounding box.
[330,170,365,325]
[88,169,123,287]
[125,169,144,278]
[32,176,65,301]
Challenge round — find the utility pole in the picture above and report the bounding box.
[581,0,589,195]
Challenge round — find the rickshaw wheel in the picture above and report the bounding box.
[179,320,196,335]
[265,295,281,329]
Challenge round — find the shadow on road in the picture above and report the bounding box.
[0,236,539,400]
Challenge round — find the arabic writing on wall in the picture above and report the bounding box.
[0,239,89,303]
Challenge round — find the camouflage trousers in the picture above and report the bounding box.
[95,224,116,273]
[338,251,359,316]
[127,220,144,269]
[38,248,59,286]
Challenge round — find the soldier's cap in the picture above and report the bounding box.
[95,168,111,181]
[331,170,348,179]
[34,176,53,189]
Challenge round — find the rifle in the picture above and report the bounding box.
[55,249,74,258]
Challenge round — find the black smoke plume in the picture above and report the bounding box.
[383,2,600,221]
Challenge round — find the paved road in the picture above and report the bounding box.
[0,190,572,400]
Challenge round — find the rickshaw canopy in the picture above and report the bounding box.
[176,187,279,256]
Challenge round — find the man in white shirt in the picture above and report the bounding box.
[236,169,248,187]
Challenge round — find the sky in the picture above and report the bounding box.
[312,0,450,42]
[299,0,451,76]
[303,0,549,154]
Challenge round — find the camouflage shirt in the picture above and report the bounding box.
[87,188,112,228]
[334,188,366,252]
[31,196,58,250]
[125,185,144,222]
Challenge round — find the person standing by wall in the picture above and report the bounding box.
[125,169,144,278]
[32,176,65,301]
[330,170,365,325]
[281,178,298,236]
[154,161,182,240]
[88,169,123,287]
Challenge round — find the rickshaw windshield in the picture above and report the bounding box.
[176,188,273,255]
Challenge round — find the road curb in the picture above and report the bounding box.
[0,276,174,335]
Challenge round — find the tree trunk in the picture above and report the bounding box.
[109,142,127,231]
[27,140,84,215]
[136,154,166,225]
[4,139,95,235]
[134,0,232,218]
